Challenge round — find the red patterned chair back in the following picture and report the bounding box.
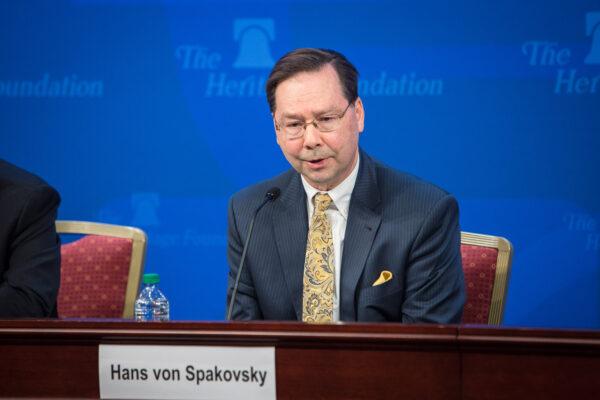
[461,232,513,325]
[56,221,147,318]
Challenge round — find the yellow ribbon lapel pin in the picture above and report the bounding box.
[372,270,393,286]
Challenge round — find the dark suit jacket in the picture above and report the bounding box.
[0,160,61,318]
[226,150,465,323]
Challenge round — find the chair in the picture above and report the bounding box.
[460,231,513,325]
[56,221,147,318]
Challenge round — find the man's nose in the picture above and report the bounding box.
[303,122,322,148]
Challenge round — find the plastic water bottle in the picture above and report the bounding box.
[134,273,170,321]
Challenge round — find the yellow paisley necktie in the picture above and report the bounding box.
[302,193,335,323]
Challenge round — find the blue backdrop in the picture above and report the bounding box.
[1,0,599,328]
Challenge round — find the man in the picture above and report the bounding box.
[226,48,464,323]
[0,159,61,317]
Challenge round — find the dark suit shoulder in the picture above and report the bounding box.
[231,169,296,207]
[370,156,455,217]
[0,159,59,199]
[375,159,450,197]
[0,160,61,229]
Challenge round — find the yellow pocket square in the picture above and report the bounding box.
[372,270,393,286]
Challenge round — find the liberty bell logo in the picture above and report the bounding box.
[585,12,600,64]
[131,193,160,227]
[232,19,275,69]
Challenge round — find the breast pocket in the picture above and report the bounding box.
[356,281,403,322]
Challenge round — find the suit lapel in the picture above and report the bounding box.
[340,151,382,321]
[272,173,308,320]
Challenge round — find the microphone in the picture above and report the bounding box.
[227,187,281,320]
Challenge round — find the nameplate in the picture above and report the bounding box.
[99,344,276,399]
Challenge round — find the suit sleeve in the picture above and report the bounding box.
[401,195,465,324]
[225,196,263,320]
[0,185,61,318]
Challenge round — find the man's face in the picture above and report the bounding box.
[273,64,365,191]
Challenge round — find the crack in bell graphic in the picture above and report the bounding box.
[585,12,600,64]
[233,19,275,69]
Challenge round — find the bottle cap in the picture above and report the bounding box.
[142,273,160,284]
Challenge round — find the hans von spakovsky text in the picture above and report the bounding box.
[110,364,268,387]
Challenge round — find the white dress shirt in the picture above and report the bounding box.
[301,155,360,322]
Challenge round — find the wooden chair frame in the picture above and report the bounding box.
[461,231,513,325]
[55,220,147,318]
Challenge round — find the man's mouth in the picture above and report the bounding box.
[303,157,329,169]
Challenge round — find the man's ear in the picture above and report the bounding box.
[273,115,282,145]
[354,97,365,133]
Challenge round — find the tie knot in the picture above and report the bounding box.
[314,193,333,213]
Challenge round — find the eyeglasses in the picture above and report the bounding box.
[274,101,354,140]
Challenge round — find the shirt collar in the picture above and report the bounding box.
[301,153,360,220]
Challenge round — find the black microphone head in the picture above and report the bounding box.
[265,187,281,201]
